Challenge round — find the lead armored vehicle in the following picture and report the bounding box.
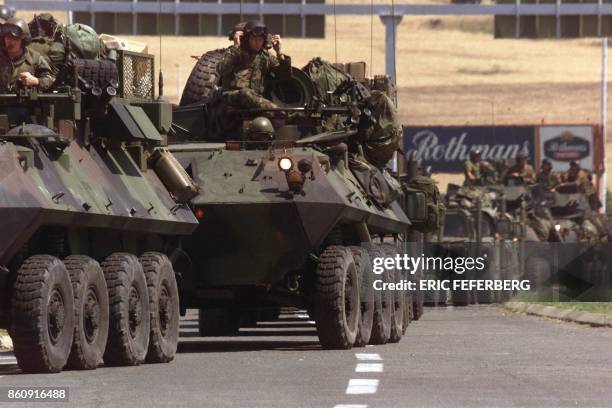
[171,54,429,349]
[0,52,199,373]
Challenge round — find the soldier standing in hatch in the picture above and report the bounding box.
[0,18,55,92]
[559,161,601,209]
[536,159,561,191]
[463,150,482,186]
[217,20,291,110]
[503,152,535,184]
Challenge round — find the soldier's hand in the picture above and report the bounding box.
[271,35,282,53]
[233,30,243,47]
[19,72,39,87]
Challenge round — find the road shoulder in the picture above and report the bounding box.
[503,301,612,328]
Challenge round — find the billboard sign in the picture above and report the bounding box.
[403,126,536,173]
[539,126,593,171]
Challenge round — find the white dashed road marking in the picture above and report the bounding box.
[345,379,379,395]
[355,363,383,373]
[355,353,382,361]
[333,405,368,408]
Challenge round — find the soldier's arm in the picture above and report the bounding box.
[33,55,55,90]
[217,46,244,77]
[268,52,292,79]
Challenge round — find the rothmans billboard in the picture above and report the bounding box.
[539,126,593,171]
[403,126,536,173]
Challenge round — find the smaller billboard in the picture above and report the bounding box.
[539,126,594,172]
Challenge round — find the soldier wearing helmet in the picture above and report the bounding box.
[463,149,482,186]
[503,151,535,185]
[217,20,291,111]
[0,18,55,92]
[536,158,561,191]
[245,116,274,141]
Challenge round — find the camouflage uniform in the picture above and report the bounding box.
[503,163,535,184]
[563,169,596,195]
[217,45,291,110]
[536,169,561,190]
[0,47,55,92]
[463,159,481,186]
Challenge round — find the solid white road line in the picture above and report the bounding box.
[333,405,368,408]
[345,379,379,395]
[355,353,382,361]
[355,363,383,373]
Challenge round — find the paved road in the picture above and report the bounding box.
[0,306,611,408]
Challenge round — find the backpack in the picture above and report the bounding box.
[302,57,351,105]
[65,23,101,60]
[407,175,446,233]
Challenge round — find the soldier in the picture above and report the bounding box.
[503,152,535,185]
[536,159,561,191]
[0,18,55,92]
[217,20,291,111]
[463,150,481,186]
[559,161,600,210]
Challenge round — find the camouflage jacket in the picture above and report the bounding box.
[536,170,561,190]
[218,46,291,95]
[29,37,66,75]
[0,47,55,92]
[503,163,535,184]
[463,160,480,186]
[563,169,596,195]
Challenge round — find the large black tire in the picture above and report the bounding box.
[101,253,150,366]
[11,255,75,373]
[368,245,392,345]
[314,246,360,349]
[65,255,109,371]
[349,246,374,347]
[140,252,180,364]
[179,49,225,106]
[384,244,404,343]
[198,308,240,336]
[525,256,551,291]
[73,59,119,87]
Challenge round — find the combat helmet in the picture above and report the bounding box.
[243,20,268,38]
[246,116,274,141]
[2,18,32,45]
[469,149,481,161]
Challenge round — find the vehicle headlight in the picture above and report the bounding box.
[278,157,293,171]
[554,224,561,232]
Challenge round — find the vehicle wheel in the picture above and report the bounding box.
[383,244,404,343]
[198,308,240,336]
[314,246,360,349]
[140,252,180,363]
[368,245,392,345]
[101,253,150,366]
[525,256,551,291]
[403,293,413,335]
[64,255,109,370]
[349,246,374,347]
[179,49,225,106]
[11,255,74,373]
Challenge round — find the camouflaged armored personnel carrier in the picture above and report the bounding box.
[0,51,199,373]
[428,183,524,305]
[171,54,430,349]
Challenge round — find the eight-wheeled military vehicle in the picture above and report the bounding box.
[427,183,524,305]
[170,53,430,349]
[0,51,199,373]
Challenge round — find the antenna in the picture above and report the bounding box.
[157,0,166,101]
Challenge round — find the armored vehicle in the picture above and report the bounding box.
[0,52,199,373]
[524,184,612,296]
[171,53,429,349]
[427,184,524,305]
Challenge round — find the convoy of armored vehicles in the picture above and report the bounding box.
[0,22,437,374]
